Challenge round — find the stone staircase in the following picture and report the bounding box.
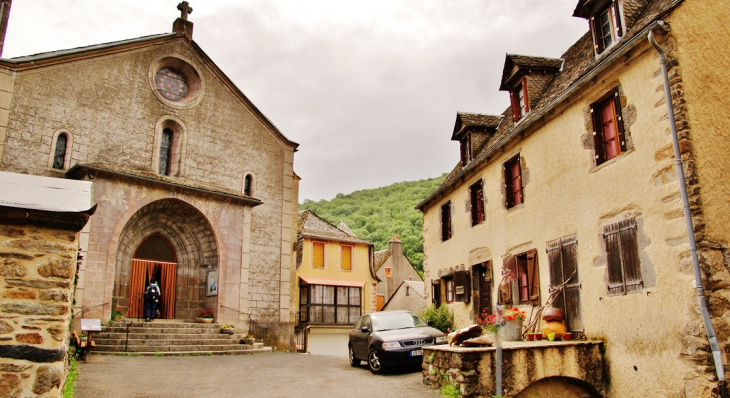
[90,320,272,356]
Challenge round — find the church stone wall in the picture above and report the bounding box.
[0,224,78,398]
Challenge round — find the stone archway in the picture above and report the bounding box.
[112,199,218,320]
[515,376,602,398]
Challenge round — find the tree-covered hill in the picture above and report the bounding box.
[299,173,447,273]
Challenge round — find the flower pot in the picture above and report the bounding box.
[242,338,255,345]
[196,318,213,323]
[220,328,234,335]
[112,316,122,322]
[547,332,556,342]
[527,333,535,341]
[563,332,573,341]
[502,320,523,341]
[535,333,542,341]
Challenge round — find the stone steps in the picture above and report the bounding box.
[89,321,268,356]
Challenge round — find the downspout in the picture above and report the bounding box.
[648,27,725,384]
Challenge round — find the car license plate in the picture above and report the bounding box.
[410,350,422,356]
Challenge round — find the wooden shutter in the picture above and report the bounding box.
[510,89,520,122]
[612,1,623,37]
[454,270,470,303]
[591,104,606,164]
[590,13,604,54]
[619,218,642,294]
[312,242,325,268]
[546,239,565,312]
[340,246,352,270]
[522,78,530,113]
[613,90,627,152]
[561,236,583,332]
[604,222,626,295]
[471,265,480,307]
[526,249,540,306]
[431,279,441,306]
[499,256,515,305]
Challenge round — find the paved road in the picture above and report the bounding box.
[75,352,442,398]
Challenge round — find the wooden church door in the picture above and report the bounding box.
[128,234,177,319]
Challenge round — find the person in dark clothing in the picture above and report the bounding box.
[145,278,161,322]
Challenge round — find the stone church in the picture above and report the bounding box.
[0,4,299,347]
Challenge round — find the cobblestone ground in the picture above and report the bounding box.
[75,352,441,398]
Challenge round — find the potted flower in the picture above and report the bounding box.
[220,325,235,335]
[111,308,123,322]
[475,310,501,335]
[501,307,526,341]
[241,334,255,345]
[196,308,214,323]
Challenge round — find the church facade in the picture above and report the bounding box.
[0,12,299,346]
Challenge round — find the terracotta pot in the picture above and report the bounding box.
[196,318,213,323]
[527,333,535,341]
[534,333,542,341]
[563,333,573,341]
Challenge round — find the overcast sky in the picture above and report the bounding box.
[5,0,588,202]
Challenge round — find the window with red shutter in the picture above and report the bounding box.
[499,250,539,306]
[592,88,626,165]
[470,180,485,226]
[504,155,523,208]
[510,79,529,122]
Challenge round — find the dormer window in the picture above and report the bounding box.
[510,79,529,122]
[590,1,623,54]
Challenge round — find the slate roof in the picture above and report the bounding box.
[374,249,392,272]
[451,112,503,140]
[417,0,681,211]
[499,54,563,90]
[297,210,371,245]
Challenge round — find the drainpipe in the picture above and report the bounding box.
[648,27,725,384]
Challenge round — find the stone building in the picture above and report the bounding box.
[374,235,423,310]
[0,6,299,347]
[0,171,94,397]
[417,0,730,396]
[295,210,377,355]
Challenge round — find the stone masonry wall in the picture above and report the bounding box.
[0,224,78,397]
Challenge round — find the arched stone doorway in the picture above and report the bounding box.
[112,199,218,320]
[514,376,602,398]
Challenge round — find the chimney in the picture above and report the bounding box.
[409,276,413,281]
[0,0,12,57]
[388,235,404,258]
[173,1,194,39]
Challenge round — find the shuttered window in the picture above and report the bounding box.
[592,88,626,166]
[604,218,642,295]
[505,155,523,208]
[470,180,485,226]
[445,277,455,303]
[461,133,472,166]
[340,246,352,271]
[590,1,623,54]
[510,78,529,122]
[440,201,452,241]
[547,235,583,332]
[499,249,540,306]
[312,242,325,268]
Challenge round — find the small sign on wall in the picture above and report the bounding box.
[206,269,218,296]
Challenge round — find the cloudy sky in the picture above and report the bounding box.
[5,0,587,202]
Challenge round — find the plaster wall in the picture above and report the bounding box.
[0,39,296,339]
[422,38,701,396]
[668,1,730,247]
[375,240,423,302]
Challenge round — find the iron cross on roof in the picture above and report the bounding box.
[177,1,193,21]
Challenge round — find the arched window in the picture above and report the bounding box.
[52,134,67,170]
[244,174,253,196]
[159,128,173,175]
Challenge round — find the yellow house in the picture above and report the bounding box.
[295,210,378,355]
[417,0,730,396]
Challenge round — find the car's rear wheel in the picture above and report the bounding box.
[348,345,360,367]
[368,349,385,374]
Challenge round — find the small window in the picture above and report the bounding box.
[510,80,529,122]
[244,175,253,196]
[604,218,642,295]
[312,242,325,268]
[52,134,68,170]
[499,249,540,306]
[470,180,485,226]
[504,155,523,208]
[385,267,392,277]
[445,277,455,303]
[592,89,626,165]
[340,246,352,271]
[440,201,452,241]
[159,128,173,175]
[591,1,623,54]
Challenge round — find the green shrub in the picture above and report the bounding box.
[63,356,78,398]
[440,383,462,398]
[420,304,454,334]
